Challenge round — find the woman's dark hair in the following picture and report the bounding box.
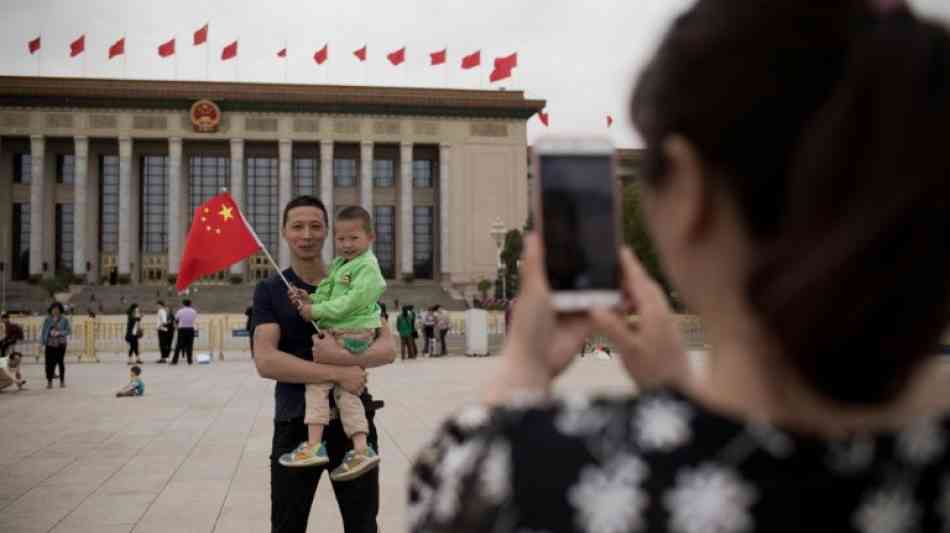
[47,302,64,315]
[127,303,139,316]
[632,1,950,405]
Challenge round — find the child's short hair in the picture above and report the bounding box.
[131,366,142,376]
[336,206,374,234]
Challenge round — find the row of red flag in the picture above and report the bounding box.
[26,24,520,82]
[535,110,614,129]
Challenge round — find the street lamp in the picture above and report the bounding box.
[489,217,507,300]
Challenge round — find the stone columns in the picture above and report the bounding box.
[360,141,373,213]
[28,135,45,277]
[399,142,413,276]
[73,136,89,280]
[320,140,334,263]
[117,137,133,277]
[439,143,451,276]
[229,138,245,276]
[278,139,293,268]
[167,137,183,275]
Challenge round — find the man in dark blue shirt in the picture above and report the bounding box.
[253,195,397,533]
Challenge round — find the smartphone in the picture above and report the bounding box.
[534,136,621,311]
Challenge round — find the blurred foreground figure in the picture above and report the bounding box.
[409,1,950,532]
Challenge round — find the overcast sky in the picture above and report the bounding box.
[0,0,948,148]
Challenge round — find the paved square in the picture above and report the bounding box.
[0,350,635,533]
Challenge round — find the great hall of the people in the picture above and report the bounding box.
[0,76,545,294]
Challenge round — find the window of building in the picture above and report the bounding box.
[142,156,168,254]
[294,158,319,197]
[100,156,119,254]
[188,156,230,220]
[57,155,75,185]
[413,206,434,279]
[373,206,395,279]
[14,154,31,184]
[12,203,30,280]
[373,160,395,188]
[247,157,279,255]
[413,160,433,188]
[55,203,74,273]
[334,159,357,188]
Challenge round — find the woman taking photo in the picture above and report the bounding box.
[125,303,143,365]
[409,1,950,531]
[40,302,71,389]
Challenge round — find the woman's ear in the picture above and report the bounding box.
[663,135,713,243]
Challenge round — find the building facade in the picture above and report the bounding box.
[0,76,543,293]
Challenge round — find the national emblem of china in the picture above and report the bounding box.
[190,99,221,133]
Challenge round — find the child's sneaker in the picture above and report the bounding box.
[279,441,329,468]
[329,446,380,481]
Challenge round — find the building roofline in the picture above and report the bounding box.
[0,75,545,119]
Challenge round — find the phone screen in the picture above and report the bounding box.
[540,155,619,292]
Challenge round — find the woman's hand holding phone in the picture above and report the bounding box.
[485,234,592,405]
[590,247,689,391]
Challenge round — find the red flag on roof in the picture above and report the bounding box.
[194,24,208,46]
[70,35,85,57]
[430,49,446,66]
[222,41,238,61]
[176,192,261,292]
[387,47,405,66]
[607,115,614,127]
[490,52,518,83]
[461,50,480,69]
[314,44,328,64]
[28,37,41,55]
[108,38,125,60]
[354,45,367,61]
[277,48,287,58]
[539,111,549,127]
[158,38,175,58]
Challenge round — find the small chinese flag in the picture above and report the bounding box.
[158,38,175,58]
[108,37,125,60]
[277,48,287,58]
[176,192,261,292]
[222,41,238,61]
[28,37,41,55]
[194,23,208,46]
[387,47,405,66]
[430,49,446,66]
[353,45,367,62]
[461,50,480,69]
[607,114,614,128]
[539,111,549,127]
[314,44,328,65]
[70,35,85,58]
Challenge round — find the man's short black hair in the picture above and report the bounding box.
[157,300,165,306]
[283,195,329,228]
[183,299,192,307]
[1,312,9,320]
[48,302,64,315]
[131,365,142,376]
[335,206,374,234]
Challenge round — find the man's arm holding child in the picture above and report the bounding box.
[311,326,397,368]
[253,324,368,393]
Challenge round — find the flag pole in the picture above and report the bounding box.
[283,40,288,83]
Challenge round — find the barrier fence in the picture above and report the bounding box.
[0,312,708,363]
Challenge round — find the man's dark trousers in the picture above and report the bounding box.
[270,411,379,533]
[171,327,195,364]
[157,329,174,360]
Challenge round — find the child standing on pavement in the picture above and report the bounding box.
[280,206,386,482]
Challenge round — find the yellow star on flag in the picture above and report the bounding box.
[219,205,234,222]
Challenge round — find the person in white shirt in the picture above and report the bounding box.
[156,300,174,363]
